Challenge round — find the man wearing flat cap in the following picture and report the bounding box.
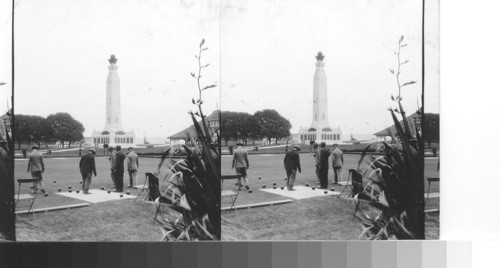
[27,145,45,193]
[108,146,117,188]
[126,147,139,188]
[114,145,126,192]
[318,142,330,189]
[284,145,301,191]
[79,148,97,194]
[232,143,250,190]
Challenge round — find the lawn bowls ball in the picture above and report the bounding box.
[235,182,238,186]
[68,186,72,190]
[312,187,316,190]
[79,181,82,184]
[248,190,253,193]
[76,190,80,193]
[306,183,310,187]
[53,180,56,183]
[258,177,261,180]
[44,193,48,197]
[107,190,111,194]
[120,194,124,198]
[57,189,61,192]
[281,187,284,190]
[273,186,276,189]
[324,191,328,194]
[262,185,266,188]
[284,177,287,180]
[69,190,72,193]
[331,188,335,191]
[126,191,130,195]
[273,182,276,186]
[101,186,105,190]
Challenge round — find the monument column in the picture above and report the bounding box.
[311,51,330,130]
[104,54,123,133]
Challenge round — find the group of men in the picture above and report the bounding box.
[231,142,343,191]
[106,145,139,193]
[314,142,344,189]
[25,145,139,194]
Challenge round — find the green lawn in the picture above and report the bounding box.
[221,153,439,240]
[222,195,440,240]
[14,157,173,241]
[16,200,163,241]
[221,153,440,208]
[14,157,172,209]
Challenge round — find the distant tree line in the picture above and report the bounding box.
[221,109,291,146]
[13,112,85,149]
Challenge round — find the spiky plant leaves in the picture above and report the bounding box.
[357,104,425,240]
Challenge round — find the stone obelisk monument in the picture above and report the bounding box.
[104,54,123,133]
[310,51,331,130]
[297,51,342,144]
[91,54,135,147]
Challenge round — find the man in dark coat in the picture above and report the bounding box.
[114,145,126,192]
[284,145,301,191]
[79,148,97,194]
[318,142,330,189]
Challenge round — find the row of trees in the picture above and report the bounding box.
[13,112,85,149]
[221,109,291,146]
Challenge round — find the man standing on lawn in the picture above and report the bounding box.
[232,143,250,190]
[313,143,321,186]
[331,143,344,185]
[27,146,45,194]
[108,146,116,188]
[284,145,301,191]
[126,147,139,188]
[114,145,126,192]
[79,148,97,194]
[318,142,330,189]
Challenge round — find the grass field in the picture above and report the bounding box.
[221,153,440,208]
[14,156,172,209]
[14,156,173,241]
[222,196,440,240]
[221,153,439,240]
[16,200,163,241]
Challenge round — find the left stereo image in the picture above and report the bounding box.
[1,0,221,241]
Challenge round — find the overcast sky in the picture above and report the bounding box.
[1,0,439,139]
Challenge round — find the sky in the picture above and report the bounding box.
[1,0,439,140]
[220,0,439,135]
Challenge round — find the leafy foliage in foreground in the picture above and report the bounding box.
[156,39,220,241]
[357,102,425,239]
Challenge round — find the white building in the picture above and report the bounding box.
[91,55,135,147]
[298,52,342,145]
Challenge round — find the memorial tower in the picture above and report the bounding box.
[91,54,135,147]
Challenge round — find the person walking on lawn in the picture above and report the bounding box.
[79,148,97,194]
[126,147,139,188]
[108,146,117,188]
[232,143,250,191]
[27,146,45,194]
[318,142,330,189]
[284,145,302,191]
[114,145,126,192]
[331,143,344,185]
